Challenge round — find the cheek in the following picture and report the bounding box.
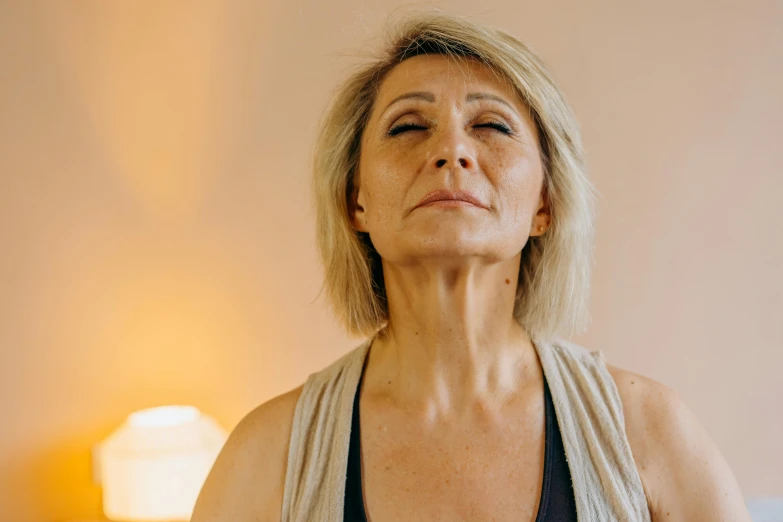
[365,157,413,221]
[493,154,543,217]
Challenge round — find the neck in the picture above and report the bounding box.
[365,255,541,417]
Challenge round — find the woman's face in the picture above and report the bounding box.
[353,54,548,266]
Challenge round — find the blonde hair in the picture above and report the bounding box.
[313,10,597,342]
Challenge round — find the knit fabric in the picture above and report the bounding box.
[281,336,651,521]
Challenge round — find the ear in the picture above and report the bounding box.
[348,180,370,233]
[530,189,551,237]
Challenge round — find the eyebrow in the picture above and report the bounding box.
[381,91,515,116]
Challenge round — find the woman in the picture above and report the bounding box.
[192,12,751,522]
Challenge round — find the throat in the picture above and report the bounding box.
[363,332,543,419]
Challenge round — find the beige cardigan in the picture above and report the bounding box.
[281,337,651,521]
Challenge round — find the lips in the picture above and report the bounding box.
[415,189,488,210]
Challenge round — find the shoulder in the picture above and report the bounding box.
[191,339,371,521]
[604,363,751,521]
[191,384,304,522]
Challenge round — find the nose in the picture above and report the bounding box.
[435,157,469,169]
[429,124,476,172]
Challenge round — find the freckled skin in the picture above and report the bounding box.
[354,55,549,267]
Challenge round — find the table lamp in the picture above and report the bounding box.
[95,405,228,521]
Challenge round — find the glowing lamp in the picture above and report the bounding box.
[96,405,227,521]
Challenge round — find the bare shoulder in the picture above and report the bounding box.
[605,363,751,522]
[191,384,304,522]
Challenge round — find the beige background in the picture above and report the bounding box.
[1,1,781,520]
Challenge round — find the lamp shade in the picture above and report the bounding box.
[96,405,227,521]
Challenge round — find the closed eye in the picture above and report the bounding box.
[387,123,427,136]
[387,121,513,137]
[476,121,513,134]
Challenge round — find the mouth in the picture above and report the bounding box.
[414,189,488,210]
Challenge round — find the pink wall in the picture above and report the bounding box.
[0,1,780,520]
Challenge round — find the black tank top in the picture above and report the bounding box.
[344,360,578,521]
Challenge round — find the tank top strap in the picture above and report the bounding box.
[533,338,651,521]
[281,337,372,522]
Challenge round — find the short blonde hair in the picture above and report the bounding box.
[313,10,597,342]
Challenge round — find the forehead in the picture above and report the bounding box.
[375,54,522,107]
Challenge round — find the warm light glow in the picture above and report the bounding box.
[97,405,227,521]
[128,405,200,428]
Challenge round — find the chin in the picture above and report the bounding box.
[406,237,520,263]
[370,224,527,264]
